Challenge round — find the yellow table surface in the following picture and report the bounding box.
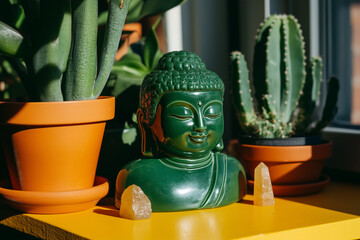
[1,180,360,240]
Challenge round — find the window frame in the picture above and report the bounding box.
[322,0,360,176]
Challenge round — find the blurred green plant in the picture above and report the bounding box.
[0,57,26,99]
[98,0,187,25]
[103,17,163,145]
[127,0,187,23]
[103,17,162,98]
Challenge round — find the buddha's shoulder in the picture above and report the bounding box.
[125,158,162,169]
[216,152,242,165]
[124,158,163,172]
[215,152,246,174]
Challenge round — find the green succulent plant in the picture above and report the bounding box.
[230,14,339,138]
[0,0,131,102]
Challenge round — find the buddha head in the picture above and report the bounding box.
[137,51,225,159]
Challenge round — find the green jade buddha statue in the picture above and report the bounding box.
[115,51,247,212]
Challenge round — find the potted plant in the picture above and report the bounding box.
[0,0,130,213]
[229,14,339,196]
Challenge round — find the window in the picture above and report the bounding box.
[326,0,360,126]
[322,0,360,177]
[350,3,360,124]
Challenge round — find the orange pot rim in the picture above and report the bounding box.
[247,174,330,196]
[0,96,115,126]
[238,141,332,162]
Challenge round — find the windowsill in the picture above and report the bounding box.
[1,180,360,239]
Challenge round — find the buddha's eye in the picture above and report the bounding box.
[167,106,193,120]
[204,104,222,119]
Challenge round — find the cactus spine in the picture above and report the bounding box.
[230,15,339,138]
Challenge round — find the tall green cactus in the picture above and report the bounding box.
[230,15,339,138]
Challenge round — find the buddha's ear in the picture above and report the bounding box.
[213,138,224,152]
[137,109,153,157]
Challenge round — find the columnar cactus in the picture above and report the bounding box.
[230,15,339,138]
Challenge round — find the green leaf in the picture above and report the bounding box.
[141,0,186,20]
[62,0,97,101]
[113,52,149,74]
[107,53,148,97]
[132,113,138,123]
[110,74,142,97]
[105,18,164,97]
[122,121,137,145]
[312,76,339,134]
[12,3,25,29]
[143,17,162,70]
[0,58,24,99]
[0,21,27,57]
[98,11,108,26]
[126,0,143,23]
[126,0,186,23]
[33,0,71,101]
[0,0,25,30]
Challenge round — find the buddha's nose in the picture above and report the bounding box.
[193,115,207,132]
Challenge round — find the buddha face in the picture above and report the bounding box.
[150,91,224,159]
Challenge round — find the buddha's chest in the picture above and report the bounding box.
[124,154,243,212]
[149,165,215,211]
[127,162,217,211]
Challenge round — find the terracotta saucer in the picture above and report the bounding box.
[248,175,330,197]
[0,176,109,214]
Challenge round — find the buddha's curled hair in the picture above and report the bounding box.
[139,51,224,125]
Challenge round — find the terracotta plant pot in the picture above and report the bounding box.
[0,96,114,192]
[232,140,332,185]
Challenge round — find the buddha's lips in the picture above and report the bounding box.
[189,134,208,143]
